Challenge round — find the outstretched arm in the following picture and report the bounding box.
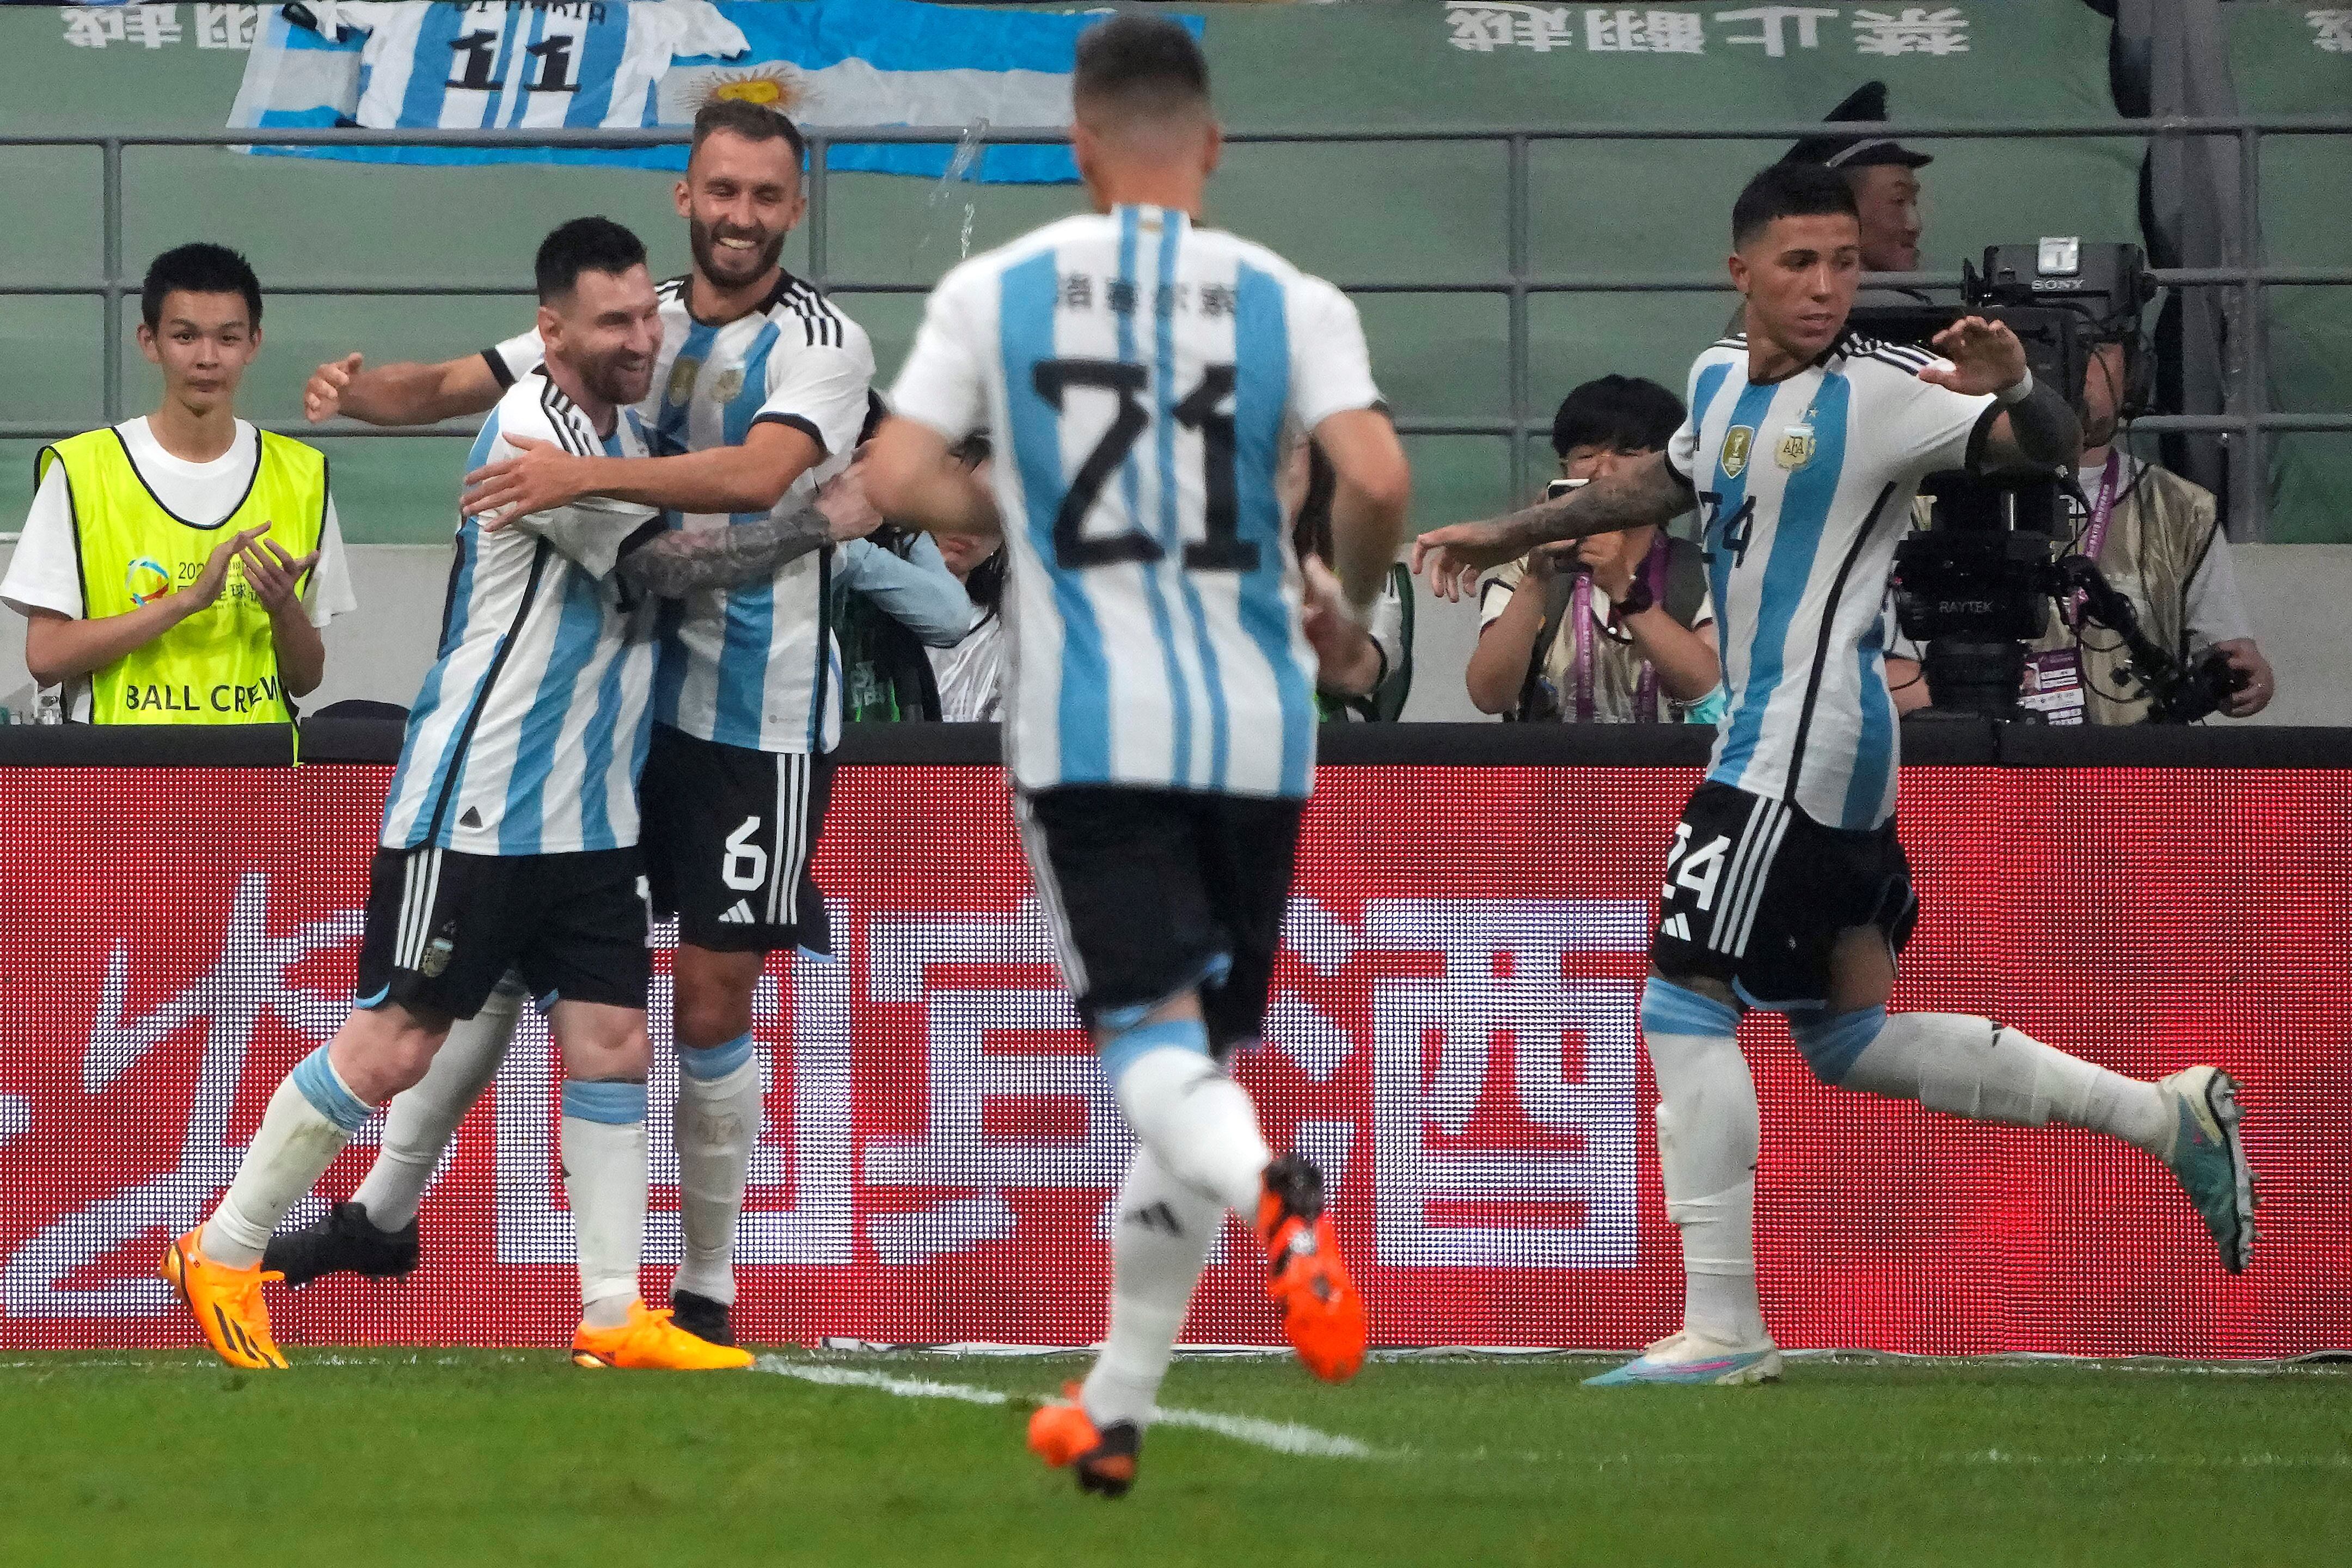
[1919,316,2082,471]
[308,351,505,426]
[615,468,883,598]
[1411,452,1692,602]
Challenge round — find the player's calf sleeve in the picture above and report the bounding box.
[1104,1019,1271,1218]
[1640,979,1767,1346]
[673,1032,761,1307]
[1084,1146,1223,1430]
[1797,1009,2171,1155]
[203,1046,373,1269]
[561,1079,649,1330]
[352,982,523,1230]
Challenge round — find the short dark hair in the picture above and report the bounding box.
[690,98,806,171]
[1731,161,1859,249]
[535,217,647,304]
[1550,376,1685,459]
[1073,15,1210,118]
[142,243,262,332]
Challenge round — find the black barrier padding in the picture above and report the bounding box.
[1996,724,2352,770]
[0,718,2346,772]
[0,724,294,767]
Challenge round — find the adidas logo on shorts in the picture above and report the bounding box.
[718,900,757,926]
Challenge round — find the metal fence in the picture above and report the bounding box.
[2,116,2348,539]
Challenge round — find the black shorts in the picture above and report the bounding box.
[640,725,832,955]
[1649,781,1918,1012]
[354,844,650,1021]
[1016,786,1303,1052]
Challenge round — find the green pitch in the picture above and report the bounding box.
[2,1350,2345,1567]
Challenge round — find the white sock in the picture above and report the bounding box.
[1805,1009,2173,1156]
[203,1046,373,1269]
[1106,1024,1270,1217]
[673,1033,761,1307]
[1640,981,1767,1348]
[561,1080,648,1330]
[1083,1146,1223,1430]
[351,982,522,1230]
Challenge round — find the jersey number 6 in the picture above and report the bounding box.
[1032,358,1259,574]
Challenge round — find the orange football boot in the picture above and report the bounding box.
[1028,1383,1142,1498]
[160,1228,290,1370]
[1255,1153,1368,1382]
[571,1299,755,1369]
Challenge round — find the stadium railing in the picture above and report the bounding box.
[0,117,2346,540]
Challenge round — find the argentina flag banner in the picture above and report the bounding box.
[227,0,1203,182]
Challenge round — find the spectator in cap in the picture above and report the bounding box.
[1783,80,1934,302]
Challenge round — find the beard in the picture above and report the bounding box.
[689,216,785,289]
[582,350,655,411]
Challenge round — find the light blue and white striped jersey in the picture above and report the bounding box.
[890,206,1382,799]
[1669,332,1993,830]
[307,0,744,133]
[489,269,875,753]
[381,370,664,856]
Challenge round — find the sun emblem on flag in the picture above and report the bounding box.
[707,66,801,111]
[661,64,808,125]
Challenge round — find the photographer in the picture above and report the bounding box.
[2019,335,2273,722]
[1465,377,1720,722]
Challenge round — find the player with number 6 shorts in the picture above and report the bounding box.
[272,100,880,1350]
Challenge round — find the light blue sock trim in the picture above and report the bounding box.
[1790,1006,1888,1086]
[1639,978,1739,1039]
[679,1032,755,1081]
[561,1078,649,1125]
[1099,1016,1210,1088]
[290,1045,372,1135]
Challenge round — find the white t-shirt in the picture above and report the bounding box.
[3,418,358,719]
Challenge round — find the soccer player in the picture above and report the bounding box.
[862,16,1411,1494]
[162,217,862,1372]
[1416,163,2256,1386]
[285,99,876,1346]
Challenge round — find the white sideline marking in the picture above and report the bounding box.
[755,1357,1387,1460]
[1147,1406,1383,1459]
[759,1359,1010,1407]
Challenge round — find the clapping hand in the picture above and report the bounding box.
[237,532,320,616]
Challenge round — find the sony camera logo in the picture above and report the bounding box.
[2031,278,2087,292]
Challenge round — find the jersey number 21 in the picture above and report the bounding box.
[1033,358,1259,574]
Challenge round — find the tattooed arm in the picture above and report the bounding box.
[1411,451,1694,602]
[616,467,883,598]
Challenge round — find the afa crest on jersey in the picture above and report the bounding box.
[1720,426,1754,478]
[1775,424,1817,470]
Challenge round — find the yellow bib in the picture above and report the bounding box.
[38,426,327,725]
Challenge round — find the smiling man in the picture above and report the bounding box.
[4,244,355,723]
[285,100,878,1348]
[1417,162,2256,1385]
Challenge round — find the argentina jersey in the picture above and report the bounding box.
[1669,333,1993,830]
[380,370,664,856]
[890,206,1382,799]
[487,270,876,754]
[309,0,745,134]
